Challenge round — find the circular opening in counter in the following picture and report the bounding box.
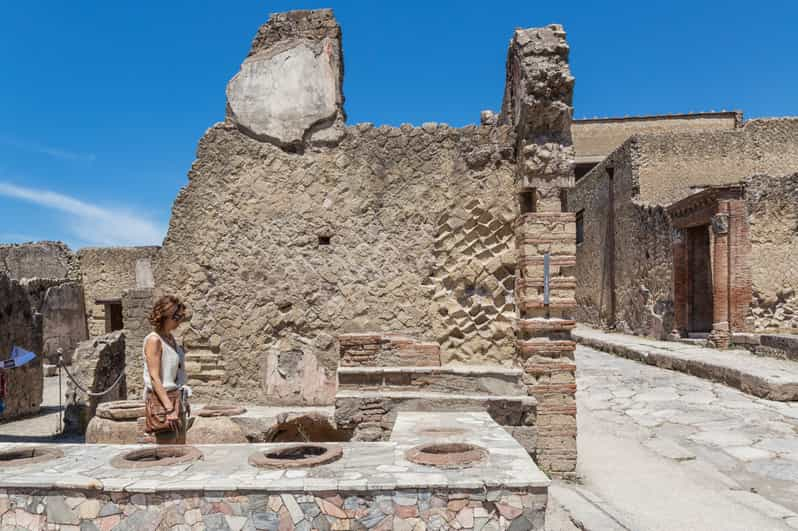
[0,446,64,467]
[197,404,247,417]
[111,445,203,469]
[248,444,343,469]
[405,442,487,468]
[96,400,145,421]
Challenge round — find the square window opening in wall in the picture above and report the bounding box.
[576,210,585,245]
[520,190,535,214]
[318,235,331,246]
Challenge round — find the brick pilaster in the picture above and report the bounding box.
[501,25,577,476]
[709,204,731,348]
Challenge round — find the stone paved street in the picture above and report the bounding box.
[577,345,798,530]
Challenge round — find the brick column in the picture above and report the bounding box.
[500,25,577,477]
[670,228,688,338]
[709,206,731,348]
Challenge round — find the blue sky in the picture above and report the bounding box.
[1,1,795,249]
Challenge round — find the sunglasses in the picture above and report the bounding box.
[171,306,186,322]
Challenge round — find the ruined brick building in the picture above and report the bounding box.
[568,114,798,346]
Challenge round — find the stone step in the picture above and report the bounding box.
[334,390,536,429]
[337,365,525,395]
[186,353,221,363]
[189,369,226,383]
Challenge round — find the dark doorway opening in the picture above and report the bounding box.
[106,302,123,333]
[686,226,713,332]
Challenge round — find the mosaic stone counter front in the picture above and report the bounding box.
[0,412,550,530]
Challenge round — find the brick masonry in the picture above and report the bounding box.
[668,187,752,346]
[501,25,578,477]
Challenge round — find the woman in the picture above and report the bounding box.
[143,295,189,444]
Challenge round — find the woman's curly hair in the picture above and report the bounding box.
[149,295,186,330]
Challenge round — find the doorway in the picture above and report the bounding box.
[686,225,713,332]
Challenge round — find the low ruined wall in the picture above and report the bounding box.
[0,241,78,281]
[0,274,43,420]
[78,247,160,337]
[572,112,739,162]
[64,331,126,432]
[157,122,517,405]
[637,118,798,204]
[746,173,798,331]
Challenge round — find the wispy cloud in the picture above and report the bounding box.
[0,181,165,247]
[0,135,96,163]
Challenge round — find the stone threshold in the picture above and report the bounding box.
[573,325,798,401]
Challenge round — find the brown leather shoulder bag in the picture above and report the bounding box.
[144,389,181,434]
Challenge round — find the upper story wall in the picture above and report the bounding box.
[77,246,160,337]
[0,241,78,281]
[637,117,798,204]
[572,112,740,163]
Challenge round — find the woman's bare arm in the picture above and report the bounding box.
[144,335,173,411]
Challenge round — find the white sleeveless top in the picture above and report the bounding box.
[142,332,186,397]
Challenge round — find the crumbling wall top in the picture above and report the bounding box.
[248,9,340,56]
[226,9,345,149]
[499,24,574,143]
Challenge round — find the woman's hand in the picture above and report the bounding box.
[166,409,180,431]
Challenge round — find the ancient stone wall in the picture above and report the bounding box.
[156,10,519,406]
[40,281,89,364]
[572,112,740,162]
[0,241,79,281]
[0,274,44,419]
[78,247,160,337]
[637,118,798,204]
[156,10,580,475]
[569,143,674,337]
[746,173,798,331]
[157,121,516,405]
[120,288,155,399]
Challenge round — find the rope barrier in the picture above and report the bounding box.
[58,356,125,397]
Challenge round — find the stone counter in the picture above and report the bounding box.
[0,412,550,530]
